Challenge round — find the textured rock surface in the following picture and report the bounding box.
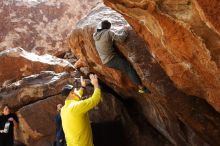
[90,87,172,146]
[0,0,100,55]
[15,94,64,146]
[193,0,220,35]
[1,0,220,146]
[68,4,220,146]
[0,48,74,87]
[14,81,169,146]
[103,0,220,113]
[0,71,73,111]
[0,70,78,146]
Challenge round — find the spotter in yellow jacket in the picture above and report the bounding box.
[61,75,101,146]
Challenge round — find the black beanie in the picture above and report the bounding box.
[61,84,73,96]
[101,20,111,29]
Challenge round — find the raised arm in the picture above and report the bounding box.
[78,76,86,97]
[73,74,101,114]
[109,26,129,42]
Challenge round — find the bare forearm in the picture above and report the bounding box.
[94,83,99,89]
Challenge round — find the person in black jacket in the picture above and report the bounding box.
[0,104,18,146]
[55,104,66,146]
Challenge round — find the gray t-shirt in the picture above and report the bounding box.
[93,29,128,64]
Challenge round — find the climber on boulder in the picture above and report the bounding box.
[61,74,101,146]
[93,20,150,94]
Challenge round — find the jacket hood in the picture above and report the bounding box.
[93,29,109,41]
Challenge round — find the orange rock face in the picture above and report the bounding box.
[0,48,74,87]
[194,0,220,35]
[68,4,220,146]
[0,0,100,55]
[103,0,220,113]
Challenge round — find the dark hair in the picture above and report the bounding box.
[61,84,74,97]
[101,20,111,29]
[0,104,9,112]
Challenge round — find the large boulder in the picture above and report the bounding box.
[68,4,220,146]
[0,71,74,111]
[0,0,101,55]
[15,94,64,146]
[15,84,171,146]
[103,0,220,113]
[1,70,74,145]
[0,48,74,87]
[89,87,172,146]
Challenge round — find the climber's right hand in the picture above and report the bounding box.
[89,74,99,88]
[80,76,86,87]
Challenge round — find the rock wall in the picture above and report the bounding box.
[0,47,74,87]
[0,0,100,55]
[0,71,75,145]
[0,71,73,110]
[0,69,170,146]
[1,0,220,146]
[15,94,65,146]
[68,4,220,146]
[103,0,220,113]
[0,47,76,145]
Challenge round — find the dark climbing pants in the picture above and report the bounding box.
[0,134,14,146]
[106,55,141,86]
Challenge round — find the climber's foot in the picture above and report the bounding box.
[138,87,151,94]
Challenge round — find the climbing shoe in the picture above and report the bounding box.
[138,87,151,94]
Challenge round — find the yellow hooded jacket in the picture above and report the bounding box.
[61,88,101,146]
